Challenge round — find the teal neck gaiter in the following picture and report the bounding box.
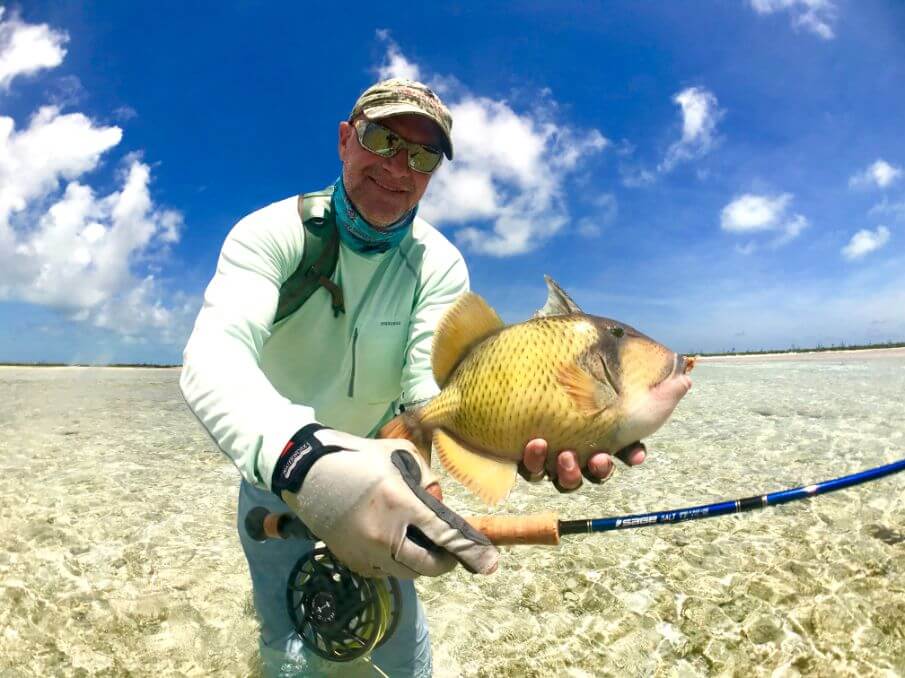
[332,177,416,254]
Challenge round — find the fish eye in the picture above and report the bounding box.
[610,327,624,339]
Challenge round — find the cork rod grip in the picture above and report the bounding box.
[250,510,561,546]
[465,512,560,546]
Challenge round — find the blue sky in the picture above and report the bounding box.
[1,1,903,363]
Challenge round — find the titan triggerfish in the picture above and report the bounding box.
[381,276,695,505]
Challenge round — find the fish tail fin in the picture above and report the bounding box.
[379,389,460,464]
[378,409,432,463]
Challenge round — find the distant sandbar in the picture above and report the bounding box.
[698,346,905,363]
[0,364,181,370]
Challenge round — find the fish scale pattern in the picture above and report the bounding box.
[423,316,622,464]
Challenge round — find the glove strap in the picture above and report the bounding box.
[271,424,343,497]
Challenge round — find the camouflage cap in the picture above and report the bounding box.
[350,78,454,160]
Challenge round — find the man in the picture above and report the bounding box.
[180,78,643,676]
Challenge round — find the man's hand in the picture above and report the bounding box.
[519,439,647,492]
[276,428,499,579]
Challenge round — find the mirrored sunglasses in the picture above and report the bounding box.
[353,119,443,174]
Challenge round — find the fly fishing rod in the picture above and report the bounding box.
[247,456,905,662]
[547,455,905,539]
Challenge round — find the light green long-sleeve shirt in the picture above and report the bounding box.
[180,194,468,491]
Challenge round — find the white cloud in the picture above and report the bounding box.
[621,167,656,188]
[773,213,809,245]
[0,7,68,89]
[113,105,138,122]
[0,10,189,343]
[375,29,421,82]
[749,0,837,40]
[849,159,902,190]
[374,33,609,257]
[577,218,600,238]
[3,155,186,336]
[659,87,722,172]
[0,106,122,224]
[842,226,890,260]
[91,278,196,344]
[614,139,635,156]
[576,194,617,237]
[721,193,809,246]
[869,198,905,222]
[721,193,792,232]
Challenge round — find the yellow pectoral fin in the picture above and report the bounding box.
[433,430,518,506]
[555,362,608,416]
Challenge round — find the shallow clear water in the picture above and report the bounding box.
[1,356,903,676]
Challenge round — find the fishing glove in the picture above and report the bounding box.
[272,425,499,579]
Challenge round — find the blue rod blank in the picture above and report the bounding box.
[558,457,905,536]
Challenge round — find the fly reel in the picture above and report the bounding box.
[286,545,402,662]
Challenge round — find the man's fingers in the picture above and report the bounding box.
[425,481,443,501]
[583,453,615,483]
[407,501,499,575]
[392,455,499,576]
[553,450,582,492]
[518,438,547,482]
[522,439,645,492]
[393,533,459,578]
[615,442,646,466]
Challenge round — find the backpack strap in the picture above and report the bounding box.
[274,186,345,324]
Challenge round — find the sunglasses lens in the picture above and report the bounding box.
[359,123,398,156]
[356,120,443,173]
[409,148,442,173]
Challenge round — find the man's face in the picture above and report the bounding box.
[338,114,442,227]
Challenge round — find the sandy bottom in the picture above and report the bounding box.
[0,367,258,676]
[1,359,904,676]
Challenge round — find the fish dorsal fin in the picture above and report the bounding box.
[534,275,584,318]
[433,430,518,506]
[432,292,503,387]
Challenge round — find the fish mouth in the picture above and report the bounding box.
[652,353,694,396]
[620,352,694,445]
[674,354,696,376]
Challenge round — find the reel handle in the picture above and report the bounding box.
[246,507,561,546]
[244,506,317,541]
